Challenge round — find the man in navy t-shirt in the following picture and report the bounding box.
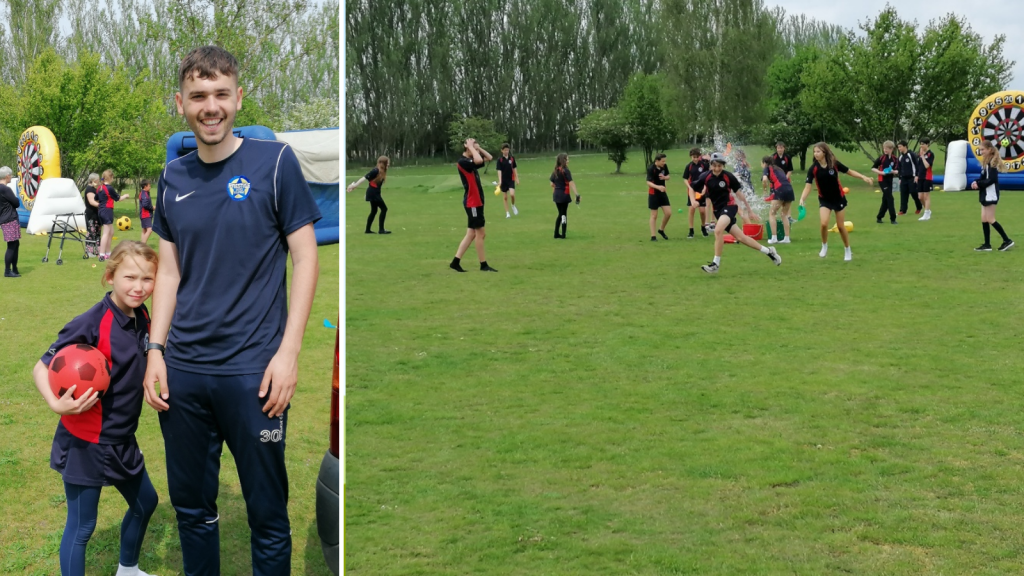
[145,46,321,575]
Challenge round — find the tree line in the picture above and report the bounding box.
[346,0,1012,169]
[0,0,339,187]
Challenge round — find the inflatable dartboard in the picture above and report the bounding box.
[969,91,1024,172]
[17,126,61,210]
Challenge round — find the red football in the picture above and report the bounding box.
[48,344,111,400]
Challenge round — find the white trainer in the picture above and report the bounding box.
[506,212,511,219]
[844,250,852,262]
[819,246,828,258]
[780,237,791,244]
[768,237,777,244]
[512,205,518,215]
[768,247,782,266]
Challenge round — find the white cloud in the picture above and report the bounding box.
[769,0,1023,85]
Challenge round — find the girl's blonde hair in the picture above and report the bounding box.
[101,169,114,181]
[980,140,1005,172]
[101,240,159,287]
[373,156,389,184]
[882,140,895,152]
[813,142,838,169]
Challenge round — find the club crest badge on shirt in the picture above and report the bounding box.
[227,176,251,201]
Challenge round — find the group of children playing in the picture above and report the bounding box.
[83,172,154,261]
[347,137,1015,274]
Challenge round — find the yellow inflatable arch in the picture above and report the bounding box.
[17,126,61,210]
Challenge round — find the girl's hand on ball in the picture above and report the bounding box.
[50,386,100,415]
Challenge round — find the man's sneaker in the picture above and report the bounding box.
[779,237,791,244]
[506,212,511,218]
[819,246,828,258]
[975,244,993,252]
[999,240,1015,252]
[658,230,669,240]
[480,264,499,272]
[512,205,518,215]
[701,262,719,274]
[687,231,694,239]
[768,247,782,266]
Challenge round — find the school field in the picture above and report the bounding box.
[0,198,339,575]
[345,145,1024,574]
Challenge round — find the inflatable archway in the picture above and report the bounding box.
[942,91,1024,191]
[166,125,340,245]
[17,126,61,210]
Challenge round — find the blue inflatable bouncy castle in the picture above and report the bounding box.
[165,126,340,244]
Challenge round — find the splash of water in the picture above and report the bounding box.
[709,131,771,222]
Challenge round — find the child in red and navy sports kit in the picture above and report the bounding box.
[138,179,154,243]
[647,153,671,240]
[550,153,580,238]
[772,141,794,181]
[95,169,124,261]
[971,139,1014,252]
[799,142,874,261]
[691,152,781,274]
[761,156,794,243]
[896,140,923,216]
[450,138,498,272]
[683,147,710,238]
[32,241,159,576]
[497,143,519,218]
[918,139,935,220]
[346,155,392,234]
[871,141,899,224]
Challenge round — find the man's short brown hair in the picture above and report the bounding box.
[179,46,239,89]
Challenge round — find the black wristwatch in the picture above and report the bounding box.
[146,342,166,355]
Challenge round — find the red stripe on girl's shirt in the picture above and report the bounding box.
[458,163,482,208]
[61,309,113,443]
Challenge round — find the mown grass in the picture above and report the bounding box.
[0,197,338,575]
[344,145,1024,575]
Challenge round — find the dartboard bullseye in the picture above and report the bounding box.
[969,91,1024,172]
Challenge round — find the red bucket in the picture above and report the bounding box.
[742,223,763,240]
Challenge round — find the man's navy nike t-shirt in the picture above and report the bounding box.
[152,138,322,375]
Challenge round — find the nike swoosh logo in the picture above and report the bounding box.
[176,190,196,201]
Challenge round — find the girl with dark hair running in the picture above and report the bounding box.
[550,153,579,239]
[972,139,1014,251]
[799,142,873,261]
[347,155,392,234]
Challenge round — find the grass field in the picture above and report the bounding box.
[344,145,1024,574]
[0,197,339,575]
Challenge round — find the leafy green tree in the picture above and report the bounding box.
[447,117,506,173]
[910,14,1012,146]
[578,108,632,173]
[619,73,675,168]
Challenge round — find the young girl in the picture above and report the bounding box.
[95,169,125,261]
[646,153,671,240]
[761,156,794,243]
[32,240,159,576]
[799,142,873,261]
[692,153,781,274]
[137,179,154,244]
[83,173,102,257]
[347,156,391,235]
[971,139,1014,251]
[683,148,710,238]
[550,153,579,238]
[871,142,899,224]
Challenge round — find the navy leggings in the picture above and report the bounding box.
[61,468,158,576]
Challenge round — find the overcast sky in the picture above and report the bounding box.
[770,0,1024,85]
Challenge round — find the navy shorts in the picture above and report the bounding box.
[918,179,933,193]
[140,217,152,230]
[465,206,485,229]
[500,181,515,192]
[819,197,849,213]
[714,205,739,232]
[773,189,795,203]
[98,207,114,225]
[50,423,144,487]
[649,191,670,210]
